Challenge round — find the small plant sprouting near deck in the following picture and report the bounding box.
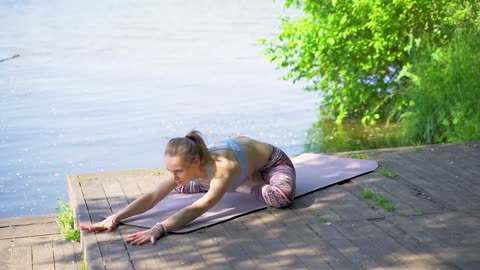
[361,188,396,212]
[413,141,425,150]
[56,197,80,242]
[318,216,328,223]
[415,208,425,214]
[379,167,398,179]
[351,153,369,160]
[81,255,88,270]
[266,205,274,214]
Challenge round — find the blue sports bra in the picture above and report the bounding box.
[205,139,249,192]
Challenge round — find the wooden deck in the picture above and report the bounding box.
[4,142,479,269]
[0,214,82,270]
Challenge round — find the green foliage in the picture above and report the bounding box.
[262,0,479,125]
[361,188,396,212]
[378,167,398,179]
[415,208,425,214]
[81,256,89,270]
[402,30,480,144]
[318,216,328,223]
[361,188,374,199]
[351,153,369,160]
[56,197,80,242]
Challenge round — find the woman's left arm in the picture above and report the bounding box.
[126,176,229,245]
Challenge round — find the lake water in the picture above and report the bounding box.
[0,1,318,217]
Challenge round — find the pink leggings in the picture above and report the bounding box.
[251,146,296,208]
[175,145,296,208]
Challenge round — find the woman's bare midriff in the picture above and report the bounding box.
[233,136,273,190]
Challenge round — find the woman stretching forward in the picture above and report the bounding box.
[80,130,296,245]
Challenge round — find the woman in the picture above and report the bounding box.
[80,130,296,245]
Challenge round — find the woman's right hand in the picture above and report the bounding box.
[80,215,119,232]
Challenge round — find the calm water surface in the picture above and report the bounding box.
[0,1,318,217]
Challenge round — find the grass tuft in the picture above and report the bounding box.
[361,188,396,212]
[318,216,328,223]
[413,141,425,150]
[81,255,88,270]
[56,197,80,242]
[351,153,369,160]
[378,167,398,179]
[415,208,425,214]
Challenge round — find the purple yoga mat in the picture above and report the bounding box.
[119,153,378,233]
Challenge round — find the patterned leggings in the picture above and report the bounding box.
[251,146,296,208]
[175,145,296,208]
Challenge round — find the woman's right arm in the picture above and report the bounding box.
[80,172,176,232]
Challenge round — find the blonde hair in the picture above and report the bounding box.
[164,130,211,164]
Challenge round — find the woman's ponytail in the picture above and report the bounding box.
[165,130,211,164]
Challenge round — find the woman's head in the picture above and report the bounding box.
[164,130,210,185]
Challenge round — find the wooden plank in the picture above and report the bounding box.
[262,208,337,270]
[160,233,196,269]
[291,191,344,222]
[117,176,144,204]
[136,175,162,195]
[0,240,12,270]
[73,242,83,270]
[332,221,406,269]
[410,212,480,269]
[401,151,480,204]
[353,218,439,270]
[340,179,415,215]
[388,151,479,207]
[101,177,167,269]
[0,222,59,240]
[305,222,383,270]
[378,157,462,210]
[32,244,55,270]
[408,149,480,190]
[325,184,385,221]
[386,214,475,270]
[10,246,32,270]
[53,240,78,270]
[0,214,58,228]
[274,208,359,270]
[238,213,310,269]
[288,199,380,269]
[351,172,443,214]
[117,225,162,270]
[371,218,461,270]
[109,175,181,269]
[81,179,134,270]
[187,228,234,270]
[208,224,259,270]
[67,175,104,270]
[172,233,209,270]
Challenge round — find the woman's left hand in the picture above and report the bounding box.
[126,226,163,245]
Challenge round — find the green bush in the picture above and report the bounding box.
[262,0,479,125]
[56,197,80,242]
[401,30,480,143]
